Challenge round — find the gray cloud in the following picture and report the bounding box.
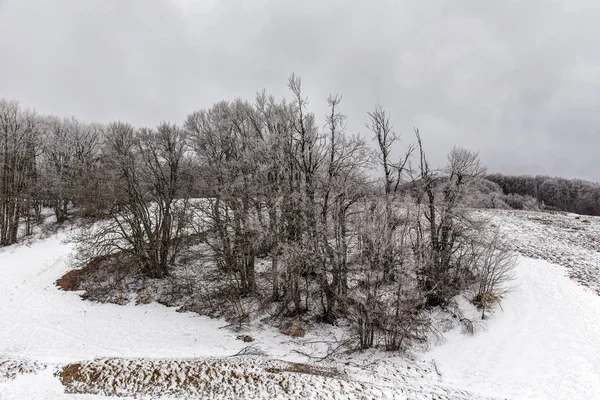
[1,0,599,180]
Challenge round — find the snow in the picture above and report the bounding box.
[0,369,93,400]
[0,234,246,364]
[1,209,599,399]
[426,256,600,399]
[482,209,600,293]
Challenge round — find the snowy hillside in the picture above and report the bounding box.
[1,209,599,399]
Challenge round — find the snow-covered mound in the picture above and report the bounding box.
[0,209,598,399]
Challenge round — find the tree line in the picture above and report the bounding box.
[486,174,600,216]
[1,76,515,350]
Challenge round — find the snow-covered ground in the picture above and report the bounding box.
[483,209,600,293]
[0,209,599,399]
[425,256,600,399]
[424,209,600,399]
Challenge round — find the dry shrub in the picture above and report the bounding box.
[280,319,305,337]
[472,292,503,310]
[473,231,516,318]
[136,277,152,304]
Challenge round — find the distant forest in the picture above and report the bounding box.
[483,174,600,216]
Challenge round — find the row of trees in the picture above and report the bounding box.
[2,77,515,350]
[486,174,600,216]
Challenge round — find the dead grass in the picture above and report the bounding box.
[56,253,122,292]
[55,269,84,291]
[0,358,44,382]
[283,362,340,378]
[55,357,347,399]
[57,362,82,385]
[54,250,216,312]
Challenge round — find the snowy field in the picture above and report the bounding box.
[0,209,599,399]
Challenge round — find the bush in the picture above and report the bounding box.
[473,232,516,318]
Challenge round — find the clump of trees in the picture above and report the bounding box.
[1,76,518,351]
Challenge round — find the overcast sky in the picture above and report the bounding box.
[1,0,599,180]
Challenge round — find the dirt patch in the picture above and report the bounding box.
[53,357,499,399]
[236,334,254,343]
[263,363,339,378]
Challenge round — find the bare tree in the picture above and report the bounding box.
[316,95,371,323]
[74,122,191,279]
[412,138,490,307]
[367,105,414,195]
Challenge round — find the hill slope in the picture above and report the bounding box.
[0,209,598,399]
